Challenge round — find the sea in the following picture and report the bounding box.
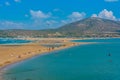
[0,38,31,45]
[1,38,120,80]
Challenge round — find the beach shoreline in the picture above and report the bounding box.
[0,38,92,79]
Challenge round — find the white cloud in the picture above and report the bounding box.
[91,9,116,20]
[44,20,59,28]
[105,0,119,2]
[61,20,68,24]
[0,21,26,29]
[91,14,98,17]
[52,12,86,27]
[99,9,116,20]
[29,10,59,29]
[5,2,10,6]
[68,12,86,22]
[14,0,21,3]
[30,10,51,19]
[46,20,58,26]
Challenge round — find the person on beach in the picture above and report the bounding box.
[17,55,21,58]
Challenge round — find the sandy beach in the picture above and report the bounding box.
[0,38,93,80]
[0,38,89,71]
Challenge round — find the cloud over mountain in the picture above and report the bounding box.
[68,12,86,22]
[92,9,116,20]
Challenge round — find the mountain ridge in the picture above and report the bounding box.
[0,17,120,37]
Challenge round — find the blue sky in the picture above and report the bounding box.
[0,0,120,30]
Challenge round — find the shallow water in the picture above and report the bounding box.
[0,38,31,45]
[2,38,120,80]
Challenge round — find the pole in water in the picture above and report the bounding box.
[108,53,112,63]
[108,53,111,57]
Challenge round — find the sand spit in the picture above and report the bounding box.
[0,38,89,71]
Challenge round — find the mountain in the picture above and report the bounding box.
[0,17,120,37]
[56,17,120,37]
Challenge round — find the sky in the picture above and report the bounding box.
[0,0,120,30]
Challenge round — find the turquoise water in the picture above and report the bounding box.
[73,38,120,43]
[0,38,31,45]
[2,38,120,80]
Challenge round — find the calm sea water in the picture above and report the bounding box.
[0,38,31,45]
[2,38,120,80]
